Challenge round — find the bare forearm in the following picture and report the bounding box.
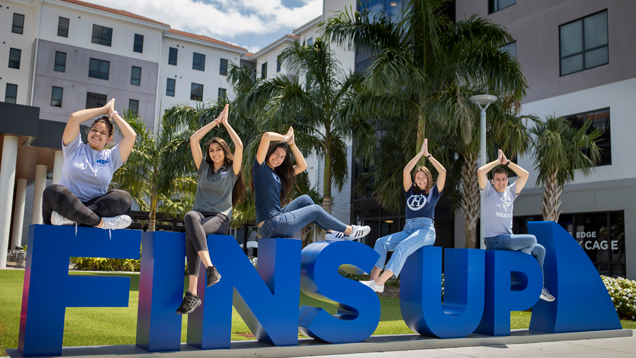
[190,121,217,143]
[110,113,136,139]
[69,107,107,124]
[508,161,529,178]
[223,121,243,150]
[428,156,446,175]
[404,151,424,176]
[291,144,307,172]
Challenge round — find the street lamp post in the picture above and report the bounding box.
[469,94,498,250]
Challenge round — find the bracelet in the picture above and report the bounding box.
[109,110,118,116]
[426,154,432,159]
[290,143,296,148]
[505,160,511,167]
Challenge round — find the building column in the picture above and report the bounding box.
[31,164,47,225]
[11,178,27,250]
[52,150,63,184]
[0,136,19,268]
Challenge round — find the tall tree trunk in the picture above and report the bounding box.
[460,153,480,248]
[416,106,426,159]
[148,192,157,232]
[323,150,332,214]
[541,170,562,222]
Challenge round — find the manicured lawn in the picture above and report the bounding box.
[1,270,634,356]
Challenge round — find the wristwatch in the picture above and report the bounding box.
[426,154,432,159]
[505,160,511,167]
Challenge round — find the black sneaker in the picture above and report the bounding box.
[207,266,221,287]
[176,291,201,315]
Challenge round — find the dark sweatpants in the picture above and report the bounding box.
[184,211,230,276]
[42,184,132,226]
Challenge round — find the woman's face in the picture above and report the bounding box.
[414,171,428,190]
[88,122,112,150]
[208,143,226,164]
[267,147,287,169]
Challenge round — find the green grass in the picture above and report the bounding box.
[1,270,634,356]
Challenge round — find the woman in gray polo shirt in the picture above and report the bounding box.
[177,104,246,315]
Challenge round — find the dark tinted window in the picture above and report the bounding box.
[129,99,139,116]
[220,58,228,76]
[12,13,24,34]
[131,66,142,86]
[168,47,178,65]
[86,92,107,108]
[57,17,69,37]
[51,86,63,107]
[191,83,203,101]
[89,58,110,80]
[564,108,611,166]
[92,25,113,46]
[560,11,608,76]
[166,78,175,97]
[133,34,144,53]
[8,48,21,69]
[218,88,226,100]
[54,51,66,72]
[193,53,205,71]
[489,0,516,14]
[5,84,18,103]
[261,62,267,79]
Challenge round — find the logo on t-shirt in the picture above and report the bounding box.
[96,159,109,165]
[407,194,427,211]
[220,170,228,179]
[272,172,281,184]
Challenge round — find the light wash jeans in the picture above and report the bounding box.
[373,217,436,278]
[259,195,348,239]
[484,233,546,284]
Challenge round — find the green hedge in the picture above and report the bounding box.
[71,257,141,272]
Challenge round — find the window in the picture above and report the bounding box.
[12,13,24,34]
[166,78,175,97]
[501,42,517,58]
[219,58,228,76]
[5,84,17,103]
[276,58,281,73]
[8,48,21,69]
[89,58,110,80]
[133,34,144,53]
[86,92,107,108]
[307,37,313,46]
[92,25,112,46]
[54,51,66,72]
[130,66,141,86]
[191,83,203,101]
[192,53,205,71]
[57,17,69,37]
[129,99,139,116]
[218,88,227,101]
[261,62,267,79]
[168,47,178,66]
[564,108,611,166]
[51,86,63,107]
[560,11,608,76]
[489,0,516,14]
[358,0,405,19]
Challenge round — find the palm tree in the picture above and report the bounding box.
[241,38,374,214]
[531,115,602,222]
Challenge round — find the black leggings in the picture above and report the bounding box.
[184,211,230,276]
[42,184,132,227]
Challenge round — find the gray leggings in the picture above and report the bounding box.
[184,211,230,276]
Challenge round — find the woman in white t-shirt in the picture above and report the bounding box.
[42,99,137,230]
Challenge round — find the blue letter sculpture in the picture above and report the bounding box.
[19,225,141,357]
[299,241,381,343]
[136,231,186,352]
[475,250,543,336]
[401,247,485,338]
[187,236,301,349]
[528,221,622,332]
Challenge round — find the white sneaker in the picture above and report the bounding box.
[325,225,371,241]
[540,287,555,302]
[51,211,75,226]
[359,280,384,293]
[325,230,346,241]
[100,215,132,230]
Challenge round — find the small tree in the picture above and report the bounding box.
[531,115,602,222]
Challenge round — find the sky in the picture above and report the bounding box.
[88,0,324,53]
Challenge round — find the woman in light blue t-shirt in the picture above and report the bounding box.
[360,139,446,293]
[42,98,136,230]
[251,127,371,241]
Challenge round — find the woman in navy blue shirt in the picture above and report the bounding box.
[252,127,370,240]
[360,139,446,292]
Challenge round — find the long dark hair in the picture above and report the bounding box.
[250,142,295,205]
[204,137,246,206]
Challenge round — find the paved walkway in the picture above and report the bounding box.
[292,332,636,358]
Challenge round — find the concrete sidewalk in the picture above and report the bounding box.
[292,332,636,358]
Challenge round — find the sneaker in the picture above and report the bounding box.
[540,287,555,302]
[176,291,201,315]
[51,211,75,226]
[325,225,371,241]
[100,215,132,230]
[359,279,384,293]
[206,266,221,287]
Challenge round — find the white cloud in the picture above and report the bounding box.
[88,0,321,39]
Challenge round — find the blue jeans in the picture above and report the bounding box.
[484,233,546,284]
[373,217,436,278]
[259,195,348,239]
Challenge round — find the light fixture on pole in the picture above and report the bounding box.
[469,94,498,250]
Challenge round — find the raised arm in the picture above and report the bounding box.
[501,151,530,194]
[62,99,112,146]
[478,149,504,190]
[403,140,426,192]
[220,105,243,175]
[255,127,292,165]
[190,105,226,170]
[425,142,447,192]
[107,100,137,163]
[285,128,307,176]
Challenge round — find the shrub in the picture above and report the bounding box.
[71,257,140,272]
[602,275,636,320]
